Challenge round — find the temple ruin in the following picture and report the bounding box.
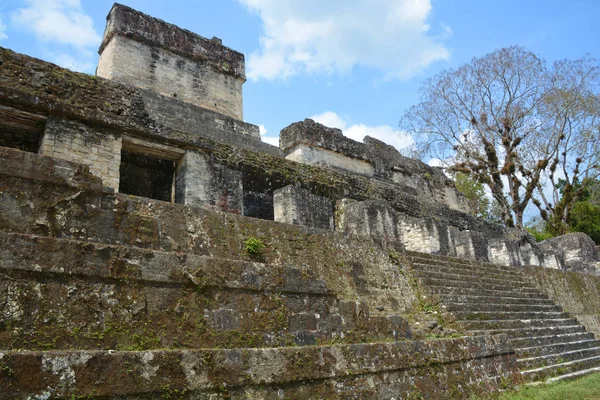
[1,4,600,398]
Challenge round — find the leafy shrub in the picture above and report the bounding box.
[244,237,265,255]
[525,227,555,242]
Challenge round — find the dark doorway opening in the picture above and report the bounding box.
[0,106,46,153]
[119,150,175,202]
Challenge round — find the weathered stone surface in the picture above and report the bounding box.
[539,232,600,273]
[98,4,245,120]
[175,150,243,213]
[0,231,410,350]
[39,117,122,190]
[0,47,502,244]
[280,119,371,162]
[336,199,400,242]
[274,185,333,229]
[0,47,270,156]
[0,335,520,399]
[280,119,470,212]
[136,81,262,142]
[336,198,493,263]
[0,149,417,315]
[525,265,600,338]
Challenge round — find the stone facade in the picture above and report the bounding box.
[538,232,600,273]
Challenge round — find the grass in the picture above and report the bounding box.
[497,373,600,400]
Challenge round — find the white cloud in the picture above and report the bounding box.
[427,158,444,168]
[11,0,100,73]
[262,136,279,147]
[310,111,415,152]
[258,123,281,146]
[12,0,101,48]
[238,0,450,80]
[0,16,7,40]
[49,52,95,73]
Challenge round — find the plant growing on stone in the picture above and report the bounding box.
[244,236,265,255]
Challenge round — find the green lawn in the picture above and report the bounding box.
[497,373,600,400]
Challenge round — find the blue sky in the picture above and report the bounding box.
[0,0,599,153]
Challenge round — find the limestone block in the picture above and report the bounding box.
[447,226,475,259]
[285,144,375,175]
[487,233,543,267]
[274,185,333,229]
[398,215,441,254]
[335,199,399,241]
[175,150,243,213]
[39,117,122,190]
[539,232,599,273]
[280,119,375,175]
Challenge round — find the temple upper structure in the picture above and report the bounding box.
[97,4,246,120]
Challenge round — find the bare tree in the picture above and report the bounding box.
[401,46,600,229]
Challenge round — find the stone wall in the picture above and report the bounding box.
[175,150,243,213]
[525,265,600,338]
[0,48,493,236]
[97,4,245,120]
[334,199,556,266]
[138,88,263,143]
[0,147,417,315]
[274,185,334,229]
[39,117,122,190]
[1,46,589,270]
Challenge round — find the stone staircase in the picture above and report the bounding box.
[407,251,600,383]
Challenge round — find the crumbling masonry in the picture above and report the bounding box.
[1,4,600,399]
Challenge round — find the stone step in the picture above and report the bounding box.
[410,262,527,282]
[544,366,600,383]
[406,252,522,274]
[518,346,600,370]
[412,269,531,288]
[440,294,554,306]
[460,318,580,331]
[428,286,550,300]
[510,332,596,349]
[452,310,569,322]
[522,354,600,382]
[446,302,561,313]
[517,339,600,359]
[0,334,520,399]
[418,277,540,294]
[468,325,587,339]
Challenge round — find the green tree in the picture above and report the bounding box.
[401,46,600,229]
[569,201,600,244]
[453,172,490,219]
